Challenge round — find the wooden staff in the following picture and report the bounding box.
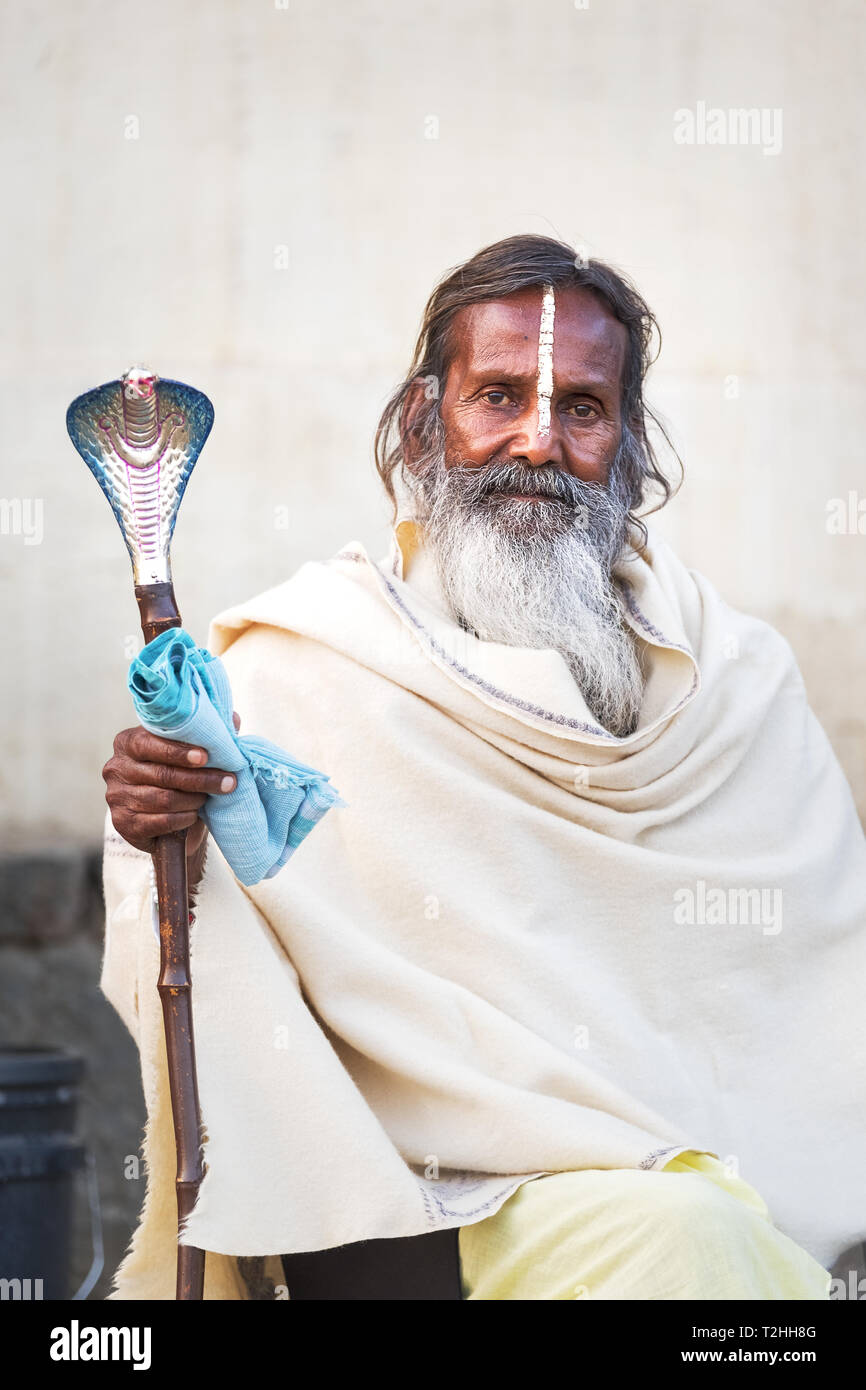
[67,367,215,1299]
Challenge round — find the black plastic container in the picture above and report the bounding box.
[0,1047,86,1300]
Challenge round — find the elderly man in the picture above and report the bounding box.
[101,235,865,1300]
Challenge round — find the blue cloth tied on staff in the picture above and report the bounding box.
[128,627,345,886]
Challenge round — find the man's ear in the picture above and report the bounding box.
[399,377,436,477]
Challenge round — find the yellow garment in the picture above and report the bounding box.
[458,1151,832,1300]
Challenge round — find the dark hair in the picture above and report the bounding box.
[373,234,681,533]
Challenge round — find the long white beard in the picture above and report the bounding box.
[405,439,646,738]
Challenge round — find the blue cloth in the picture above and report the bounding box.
[128,627,345,886]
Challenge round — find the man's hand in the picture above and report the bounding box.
[102,715,242,865]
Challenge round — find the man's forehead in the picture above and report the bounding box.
[448,286,627,381]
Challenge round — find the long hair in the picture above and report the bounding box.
[373,234,682,540]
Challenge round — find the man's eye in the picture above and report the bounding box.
[567,402,597,418]
[481,390,513,406]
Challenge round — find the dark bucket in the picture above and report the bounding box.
[0,1047,88,1300]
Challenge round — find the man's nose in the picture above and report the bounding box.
[505,406,566,468]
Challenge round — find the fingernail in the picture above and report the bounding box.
[220,776,236,792]
[188,749,206,765]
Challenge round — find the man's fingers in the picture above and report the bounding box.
[128,809,203,839]
[118,725,209,767]
[107,753,236,796]
[106,725,239,858]
[114,785,210,815]
[232,711,241,731]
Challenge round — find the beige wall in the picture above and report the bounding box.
[1,0,863,848]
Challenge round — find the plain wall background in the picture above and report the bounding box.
[2,0,864,848]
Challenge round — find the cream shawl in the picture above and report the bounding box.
[101,513,866,1298]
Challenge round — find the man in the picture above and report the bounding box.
[101,235,865,1300]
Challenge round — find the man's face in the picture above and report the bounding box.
[401,282,645,738]
[437,285,628,491]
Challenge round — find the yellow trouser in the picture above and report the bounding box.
[458,1150,832,1300]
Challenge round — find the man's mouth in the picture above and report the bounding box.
[489,490,561,502]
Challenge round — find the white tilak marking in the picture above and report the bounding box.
[536,284,556,438]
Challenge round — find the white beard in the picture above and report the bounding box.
[405,440,646,738]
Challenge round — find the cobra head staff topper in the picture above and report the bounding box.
[66,367,215,1300]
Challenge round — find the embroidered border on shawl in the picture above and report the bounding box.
[618,579,693,657]
[416,1173,535,1226]
[334,547,700,740]
[373,564,611,738]
[638,1145,682,1170]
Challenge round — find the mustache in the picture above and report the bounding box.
[441,459,612,510]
